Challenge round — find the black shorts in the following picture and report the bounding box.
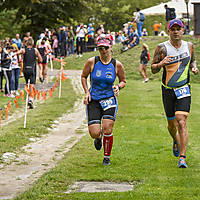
[23,65,36,84]
[86,96,118,126]
[162,85,191,120]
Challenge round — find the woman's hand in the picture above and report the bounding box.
[83,92,91,105]
[113,85,120,96]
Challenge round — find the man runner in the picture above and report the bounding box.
[18,38,42,108]
[151,19,198,168]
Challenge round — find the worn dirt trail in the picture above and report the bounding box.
[0,70,87,200]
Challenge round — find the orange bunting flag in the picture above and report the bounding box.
[25,86,30,95]
[8,102,11,113]
[14,99,18,108]
[4,105,8,119]
[20,90,24,101]
[49,89,52,97]
[52,86,55,92]
[61,71,67,81]
[16,96,20,100]
[54,81,58,87]
[37,91,40,100]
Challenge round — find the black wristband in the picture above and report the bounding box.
[117,85,121,90]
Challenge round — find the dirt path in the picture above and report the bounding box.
[0,70,87,200]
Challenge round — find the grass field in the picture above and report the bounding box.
[15,79,200,200]
[0,35,200,199]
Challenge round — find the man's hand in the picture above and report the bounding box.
[192,66,199,75]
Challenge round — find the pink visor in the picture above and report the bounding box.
[97,38,110,47]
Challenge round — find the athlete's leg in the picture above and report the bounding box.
[139,64,146,80]
[167,119,178,141]
[88,124,101,139]
[143,65,148,79]
[102,119,114,158]
[38,63,43,80]
[175,114,188,156]
[43,64,48,80]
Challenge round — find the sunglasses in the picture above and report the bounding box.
[98,46,109,50]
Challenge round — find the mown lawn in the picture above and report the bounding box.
[14,35,200,200]
[15,79,200,200]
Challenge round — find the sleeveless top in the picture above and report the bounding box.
[90,56,116,100]
[162,40,191,88]
[37,46,45,57]
[23,47,36,67]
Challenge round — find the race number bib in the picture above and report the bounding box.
[100,97,116,111]
[174,85,190,99]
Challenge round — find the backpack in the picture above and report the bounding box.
[140,12,145,22]
[169,8,176,20]
[147,52,150,61]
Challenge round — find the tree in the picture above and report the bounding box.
[0,0,94,38]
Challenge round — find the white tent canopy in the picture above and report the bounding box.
[140,0,194,18]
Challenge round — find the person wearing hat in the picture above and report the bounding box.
[139,43,149,83]
[151,19,199,168]
[81,36,126,166]
[10,43,21,96]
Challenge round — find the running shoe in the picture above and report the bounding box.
[28,100,34,109]
[179,158,188,168]
[173,141,180,157]
[103,158,111,166]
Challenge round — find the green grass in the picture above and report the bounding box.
[14,36,200,199]
[0,79,76,157]
[15,79,200,200]
[1,35,200,199]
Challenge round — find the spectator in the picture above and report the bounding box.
[58,26,66,58]
[142,28,148,36]
[134,7,144,38]
[153,21,162,36]
[139,43,149,83]
[52,35,58,58]
[12,34,21,50]
[10,43,21,96]
[164,5,176,31]
[87,23,95,50]
[1,45,13,97]
[0,46,4,92]
[76,23,87,58]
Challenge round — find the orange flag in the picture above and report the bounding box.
[8,102,11,113]
[4,105,8,119]
[14,99,18,108]
[52,86,55,92]
[20,90,24,101]
[25,85,30,95]
[37,91,40,100]
[61,71,67,81]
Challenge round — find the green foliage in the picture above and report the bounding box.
[0,0,169,38]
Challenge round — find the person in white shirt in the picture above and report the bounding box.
[76,23,87,57]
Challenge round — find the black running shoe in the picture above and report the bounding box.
[39,77,44,83]
[103,158,111,166]
[94,137,102,150]
[28,100,34,109]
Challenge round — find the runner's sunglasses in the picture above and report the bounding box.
[98,46,109,50]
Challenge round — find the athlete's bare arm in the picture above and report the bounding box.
[151,44,170,74]
[116,60,126,89]
[189,42,199,75]
[35,48,43,63]
[81,57,94,105]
